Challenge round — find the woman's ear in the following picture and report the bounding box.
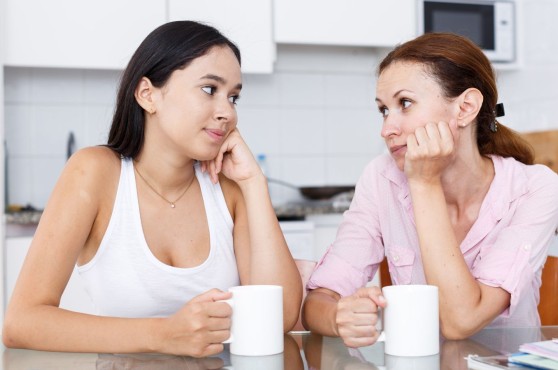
[456,88,483,128]
[134,77,157,114]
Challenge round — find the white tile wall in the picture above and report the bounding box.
[4,3,558,208]
[4,67,120,208]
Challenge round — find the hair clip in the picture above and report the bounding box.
[495,103,505,117]
[490,103,504,133]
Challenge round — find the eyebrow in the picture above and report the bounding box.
[200,74,242,90]
[375,89,412,103]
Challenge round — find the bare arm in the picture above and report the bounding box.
[405,122,509,339]
[409,178,510,339]
[3,148,232,356]
[205,129,303,332]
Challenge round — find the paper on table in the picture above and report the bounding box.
[466,354,529,369]
[519,340,558,362]
[508,353,558,370]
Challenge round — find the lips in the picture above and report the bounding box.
[205,128,226,142]
[389,145,406,156]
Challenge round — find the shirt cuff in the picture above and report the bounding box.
[307,246,369,297]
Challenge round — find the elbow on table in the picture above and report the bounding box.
[2,317,25,348]
[440,316,482,340]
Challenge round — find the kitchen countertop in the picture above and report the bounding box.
[4,191,354,226]
[3,194,352,238]
[5,210,43,225]
[274,191,353,220]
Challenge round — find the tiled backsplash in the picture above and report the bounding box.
[5,0,558,209]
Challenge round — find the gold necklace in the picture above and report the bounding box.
[134,163,195,209]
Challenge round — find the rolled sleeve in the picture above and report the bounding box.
[307,245,370,297]
[473,241,533,317]
[472,162,558,320]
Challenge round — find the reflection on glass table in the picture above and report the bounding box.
[2,327,557,370]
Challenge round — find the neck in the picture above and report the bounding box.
[441,151,494,208]
[133,153,196,194]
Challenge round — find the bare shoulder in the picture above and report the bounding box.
[55,146,121,205]
[67,146,120,171]
[65,146,120,181]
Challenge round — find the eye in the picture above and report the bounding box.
[229,94,240,105]
[400,98,412,110]
[378,106,389,118]
[201,86,216,95]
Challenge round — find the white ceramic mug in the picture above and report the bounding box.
[377,284,439,357]
[223,285,284,356]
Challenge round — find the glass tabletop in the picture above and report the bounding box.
[3,326,558,369]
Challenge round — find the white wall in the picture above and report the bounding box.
[3,0,558,209]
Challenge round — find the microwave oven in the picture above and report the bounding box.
[419,0,516,63]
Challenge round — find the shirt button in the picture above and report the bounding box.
[392,255,400,262]
[523,244,532,251]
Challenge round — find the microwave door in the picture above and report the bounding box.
[424,1,496,51]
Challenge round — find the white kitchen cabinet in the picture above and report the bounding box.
[168,0,275,74]
[3,0,166,70]
[4,237,95,314]
[280,220,315,261]
[274,0,417,47]
[306,214,344,260]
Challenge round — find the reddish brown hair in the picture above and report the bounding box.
[378,32,533,165]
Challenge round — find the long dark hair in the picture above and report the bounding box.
[378,32,533,165]
[107,21,241,158]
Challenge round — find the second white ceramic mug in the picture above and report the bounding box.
[377,284,439,357]
[223,285,284,356]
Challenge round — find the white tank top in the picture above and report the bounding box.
[77,157,239,318]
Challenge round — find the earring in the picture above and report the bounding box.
[489,121,498,133]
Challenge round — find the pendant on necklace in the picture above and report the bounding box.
[170,203,176,208]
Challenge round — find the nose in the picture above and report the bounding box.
[381,116,401,139]
[215,97,236,123]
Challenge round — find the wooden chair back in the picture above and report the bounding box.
[379,258,392,287]
[521,129,558,173]
[539,255,558,325]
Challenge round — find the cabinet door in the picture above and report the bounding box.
[274,0,417,47]
[4,237,95,314]
[3,0,166,69]
[168,0,275,74]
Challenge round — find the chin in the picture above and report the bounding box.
[193,150,220,162]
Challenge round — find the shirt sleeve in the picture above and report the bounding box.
[472,166,558,317]
[307,161,386,297]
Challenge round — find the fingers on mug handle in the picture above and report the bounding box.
[217,298,233,344]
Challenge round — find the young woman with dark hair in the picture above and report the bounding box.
[303,32,558,345]
[3,20,301,357]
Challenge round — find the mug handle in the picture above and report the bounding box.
[376,306,386,343]
[376,331,386,342]
[218,298,234,344]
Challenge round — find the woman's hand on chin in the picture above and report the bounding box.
[404,120,456,183]
[200,129,262,185]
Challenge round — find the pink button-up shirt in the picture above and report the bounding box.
[307,154,558,327]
